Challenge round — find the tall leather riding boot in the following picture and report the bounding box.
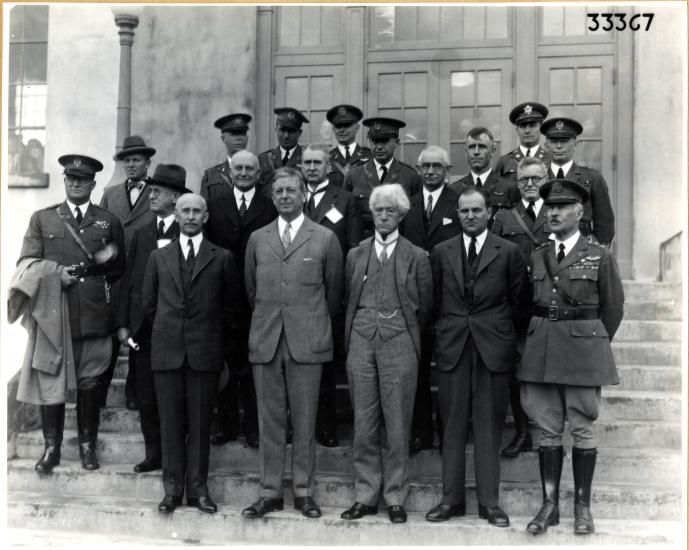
[572,447,597,535]
[77,389,101,470]
[527,446,563,534]
[35,404,65,474]
[501,379,532,458]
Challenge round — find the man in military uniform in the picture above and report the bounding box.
[399,145,461,455]
[518,178,624,536]
[100,135,156,411]
[494,102,551,181]
[448,127,519,225]
[541,117,615,246]
[343,117,422,238]
[200,113,252,202]
[325,104,371,188]
[17,154,126,472]
[491,157,551,459]
[258,107,309,197]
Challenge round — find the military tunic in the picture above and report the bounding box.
[258,145,303,198]
[494,146,551,182]
[19,201,126,339]
[328,145,371,189]
[200,159,232,202]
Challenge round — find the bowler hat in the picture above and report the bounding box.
[540,178,589,204]
[59,154,103,179]
[115,135,156,161]
[147,164,192,194]
[274,107,309,129]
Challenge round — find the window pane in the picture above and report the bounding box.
[19,85,47,127]
[463,8,485,40]
[300,7,320,47]
[285,77,308,110]
[477,71,501,105]
[377,108,403,122]
[451,144,470,177]
[418,7,439,41]
[577,67,602,103]
[577,104,602,138]
[10,5,48,42]
[542,7,563,36]
[309,111,329,143]
[578,141,602,172]
[310,76,333,110]
[402,143,425,167]
[450,72,475,107]
[404,72,427,107]
[378,74,402,108]
[550,68,575,104]
[564,6,587,36]
[21,43,47,83]
[321,8,343,46]
[475,106,502,140]
[547,104,575,119]
[450,107,476,140]
[9,45,22,83]
[280,7,300,48]
[395,7,417,41]
[403,108,427,142]
[486,8,509,39]
[371,6,395,45]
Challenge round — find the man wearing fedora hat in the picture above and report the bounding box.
[115,165,191,474]
[14,154,125,473]
[100,135,157,411]
[200,113,252,202]
[326,104,371,189]
[519,178,623,536]
[343,117,422,238]
[258,107,309,197]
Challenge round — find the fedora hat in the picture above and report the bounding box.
[147,164,191,194]
[115,135,156,160]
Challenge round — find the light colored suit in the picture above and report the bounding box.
[245,216,343,498]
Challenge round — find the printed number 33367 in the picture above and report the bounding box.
[587,13,654,32]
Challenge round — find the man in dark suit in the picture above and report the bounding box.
[258,107,309,197]
[242,168,343,520]
[494,102,551,182]
[100,135,157,411]
[200,113,251,202]
[325,104,371,188]
[426,187,530,527]
[17,154,125,473]
[302,144,363,447]
[143,191,242,514]
[399,145,461,455]
[491,156,551,459]
[205,149,277,448]
[340,183,433,524]
[448,127,519,225]
[344,117,422,238]
[115,164,190,473]
[519,179,623,536]
[541,117,615,246]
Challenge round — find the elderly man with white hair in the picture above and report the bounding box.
[340,183,433,524]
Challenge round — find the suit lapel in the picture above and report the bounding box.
[191,239,215,283]
[221,192,241,228]
[447,236,465,297]
[476,231,500,277]
[315,186,336,224]
[160,243,184,295]
[553,235,588,274]
[351,238,374,308]
[266,220,285,258]
[427,187,456,236]
[127,186,151,222]
[533,203,548,233]
[364,161,379,187]
[393,238,411,299]
[386,159,401,184]
[242,191,266,227]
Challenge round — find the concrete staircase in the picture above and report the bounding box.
[7,281,684,545]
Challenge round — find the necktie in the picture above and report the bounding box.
[475,177,482,189]
[157,220,165,238]
[345,145,351,162]
[557,243,566,263]
[239,194,247,217]
[282,223,292,251]
[306,187,326,217]
[282,150,290,167]
[379,165,388,183]
[75,206,83,225]
[526,148,532,158]
[187,239,196,265]
[468,236,477,265]
[556,167,565,179]
[425,194,434,221]
[526,201,536,222]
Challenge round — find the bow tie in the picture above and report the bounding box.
[127,181,144,192]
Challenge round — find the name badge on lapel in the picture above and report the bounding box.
[325,207,343,224]
[442,217,453,226]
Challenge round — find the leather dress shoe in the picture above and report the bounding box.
[242,497,284,518]
[246,433,259,448]
[133,457,161,473]
[125,398,139,411]
[187,495,218,514]
[341,502,378,520]
[294,496,321,518]
[478,505,510,527]
[316,430,339,448]
[388,505,407,523]
[501,431,533,458]
[409,436,433,456]
[211,428,238,446]
[425,503,466,522]
[158,495,182,514]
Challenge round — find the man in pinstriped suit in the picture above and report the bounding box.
[143,191,242,515]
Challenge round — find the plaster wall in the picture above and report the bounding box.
[632,5,686,280]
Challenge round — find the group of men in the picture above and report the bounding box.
[11,99,623,535]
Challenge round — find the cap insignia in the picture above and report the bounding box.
[374,122,382,130]
[287,111,295,120]
[524,105,532,115]
[552,182,563,194]
[555,120,564,130]
[337,106,347,116]
[73,158,82,167]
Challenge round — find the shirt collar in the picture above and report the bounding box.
[519,145,539,157]
[233,186,256,203]
[551,160,573,176]
[374,158,394,172]
[522,197,543,212]
[278,212,305,236]
[553,230,581,257]
[157,213,175,232]
[422,185,444,206]
[337,143,357,158]
[66,200,91,217]
[307,180,329,194]
[374,229,399,256]
[180,232,204,254]
[279,146,297,159]
[463,229,488,252]
[471,168,492,184]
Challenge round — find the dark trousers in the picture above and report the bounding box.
[216,370,258,437]
[316,360,338,435]
[130,327,161,460]
[411,329,434,444]
[154,360,218,499]
[437,337,509,507]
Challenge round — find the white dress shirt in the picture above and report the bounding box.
[550,160,573,178]
[234,186,255,211]
[522,197,544,218]
[279,146,298,163]
[338,143,357,159]
[374,229,398,259]
[66,200,91,220]
[519,145,540,158]
[180,232,203,260]
[553,230,581,258]
[278,212,305,242]
[156,213,175,248]
[471,168,492,186]
[374,159,394,181]
[307,180,329,208]
[422,186,444,214]
[463,229,488,257]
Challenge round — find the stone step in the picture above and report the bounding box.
[6,460,681,520]
[599,390,681,421]
[12,432,682,486]
[616,364,681,392]
[614,320,682,342]
[611,342,681,365]
[8,492,681,546]
[623,301,681,321]
[621,281,681,302]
